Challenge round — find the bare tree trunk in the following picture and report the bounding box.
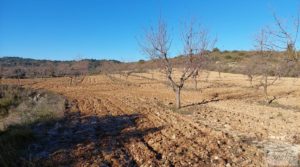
[194,76,198,90]
[74,76,78,85]
[206,72,210,82]
[18,77,21,86]
[263,75,268,101]
[69,77,73,86]
[263,84,268,99]
[151,73,154,79]
[248,75,253,87]
[175,87,181,109]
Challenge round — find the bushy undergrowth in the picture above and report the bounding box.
[0,86,25,118]
[0,85,67,166]
[0,125,34,167]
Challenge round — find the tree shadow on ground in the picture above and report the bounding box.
[181,98,221,108]
[4,111,162,166]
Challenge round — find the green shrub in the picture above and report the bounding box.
[238,52,245,56]
[0,86,24,118]
[225,55,233,60]
[212,48,220,52]
[0,97,14,117]
[0,85,66,166]
[138,59,145,64]
[224,54,243,62]
[33,107,56,123]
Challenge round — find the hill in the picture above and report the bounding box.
[0,50,299,78]
[0,57,122,78]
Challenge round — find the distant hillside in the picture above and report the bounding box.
[0,57,122,78]
[115,50,259,73]
[1,50,297,78]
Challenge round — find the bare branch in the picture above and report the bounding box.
[140,18,214,108]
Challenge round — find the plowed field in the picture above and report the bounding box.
[3,71,300,166]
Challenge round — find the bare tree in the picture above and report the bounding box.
[70,70,87,86]
[141,19,213,108]
[187,25,216,90]
[254,29,279,103]
[247,74,254,87]
[49,64,56,77]
[266,11,300,80]
[215,61,223,78]
[123,71,134,81]
[69,59,89,86]
[242,58,257,87]
[245,10,300,103]
[246,71,254,87]
[204,70,210,82]
[14,68,26,86]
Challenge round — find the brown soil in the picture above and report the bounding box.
[3,70,300,166]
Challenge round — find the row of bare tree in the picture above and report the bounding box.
[2,13,299,109]
[140,12,300,108]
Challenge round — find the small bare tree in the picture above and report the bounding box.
[205,70,210,82]
[70,70,86,86]
[69,59,89,86]
[141,19,213,108]
[242,58,257,87]
[123,71,134,80]
[14,68,26,86]
[254,29,279,103]
[215,61,223,78]
[247,74,254,87]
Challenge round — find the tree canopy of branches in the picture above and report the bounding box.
[266,11,300,79]
[141,19,215,108]
[269,12,299,62]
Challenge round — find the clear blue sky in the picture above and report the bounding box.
[0,0,299,61]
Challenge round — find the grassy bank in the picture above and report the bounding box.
[0,85,67,166]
